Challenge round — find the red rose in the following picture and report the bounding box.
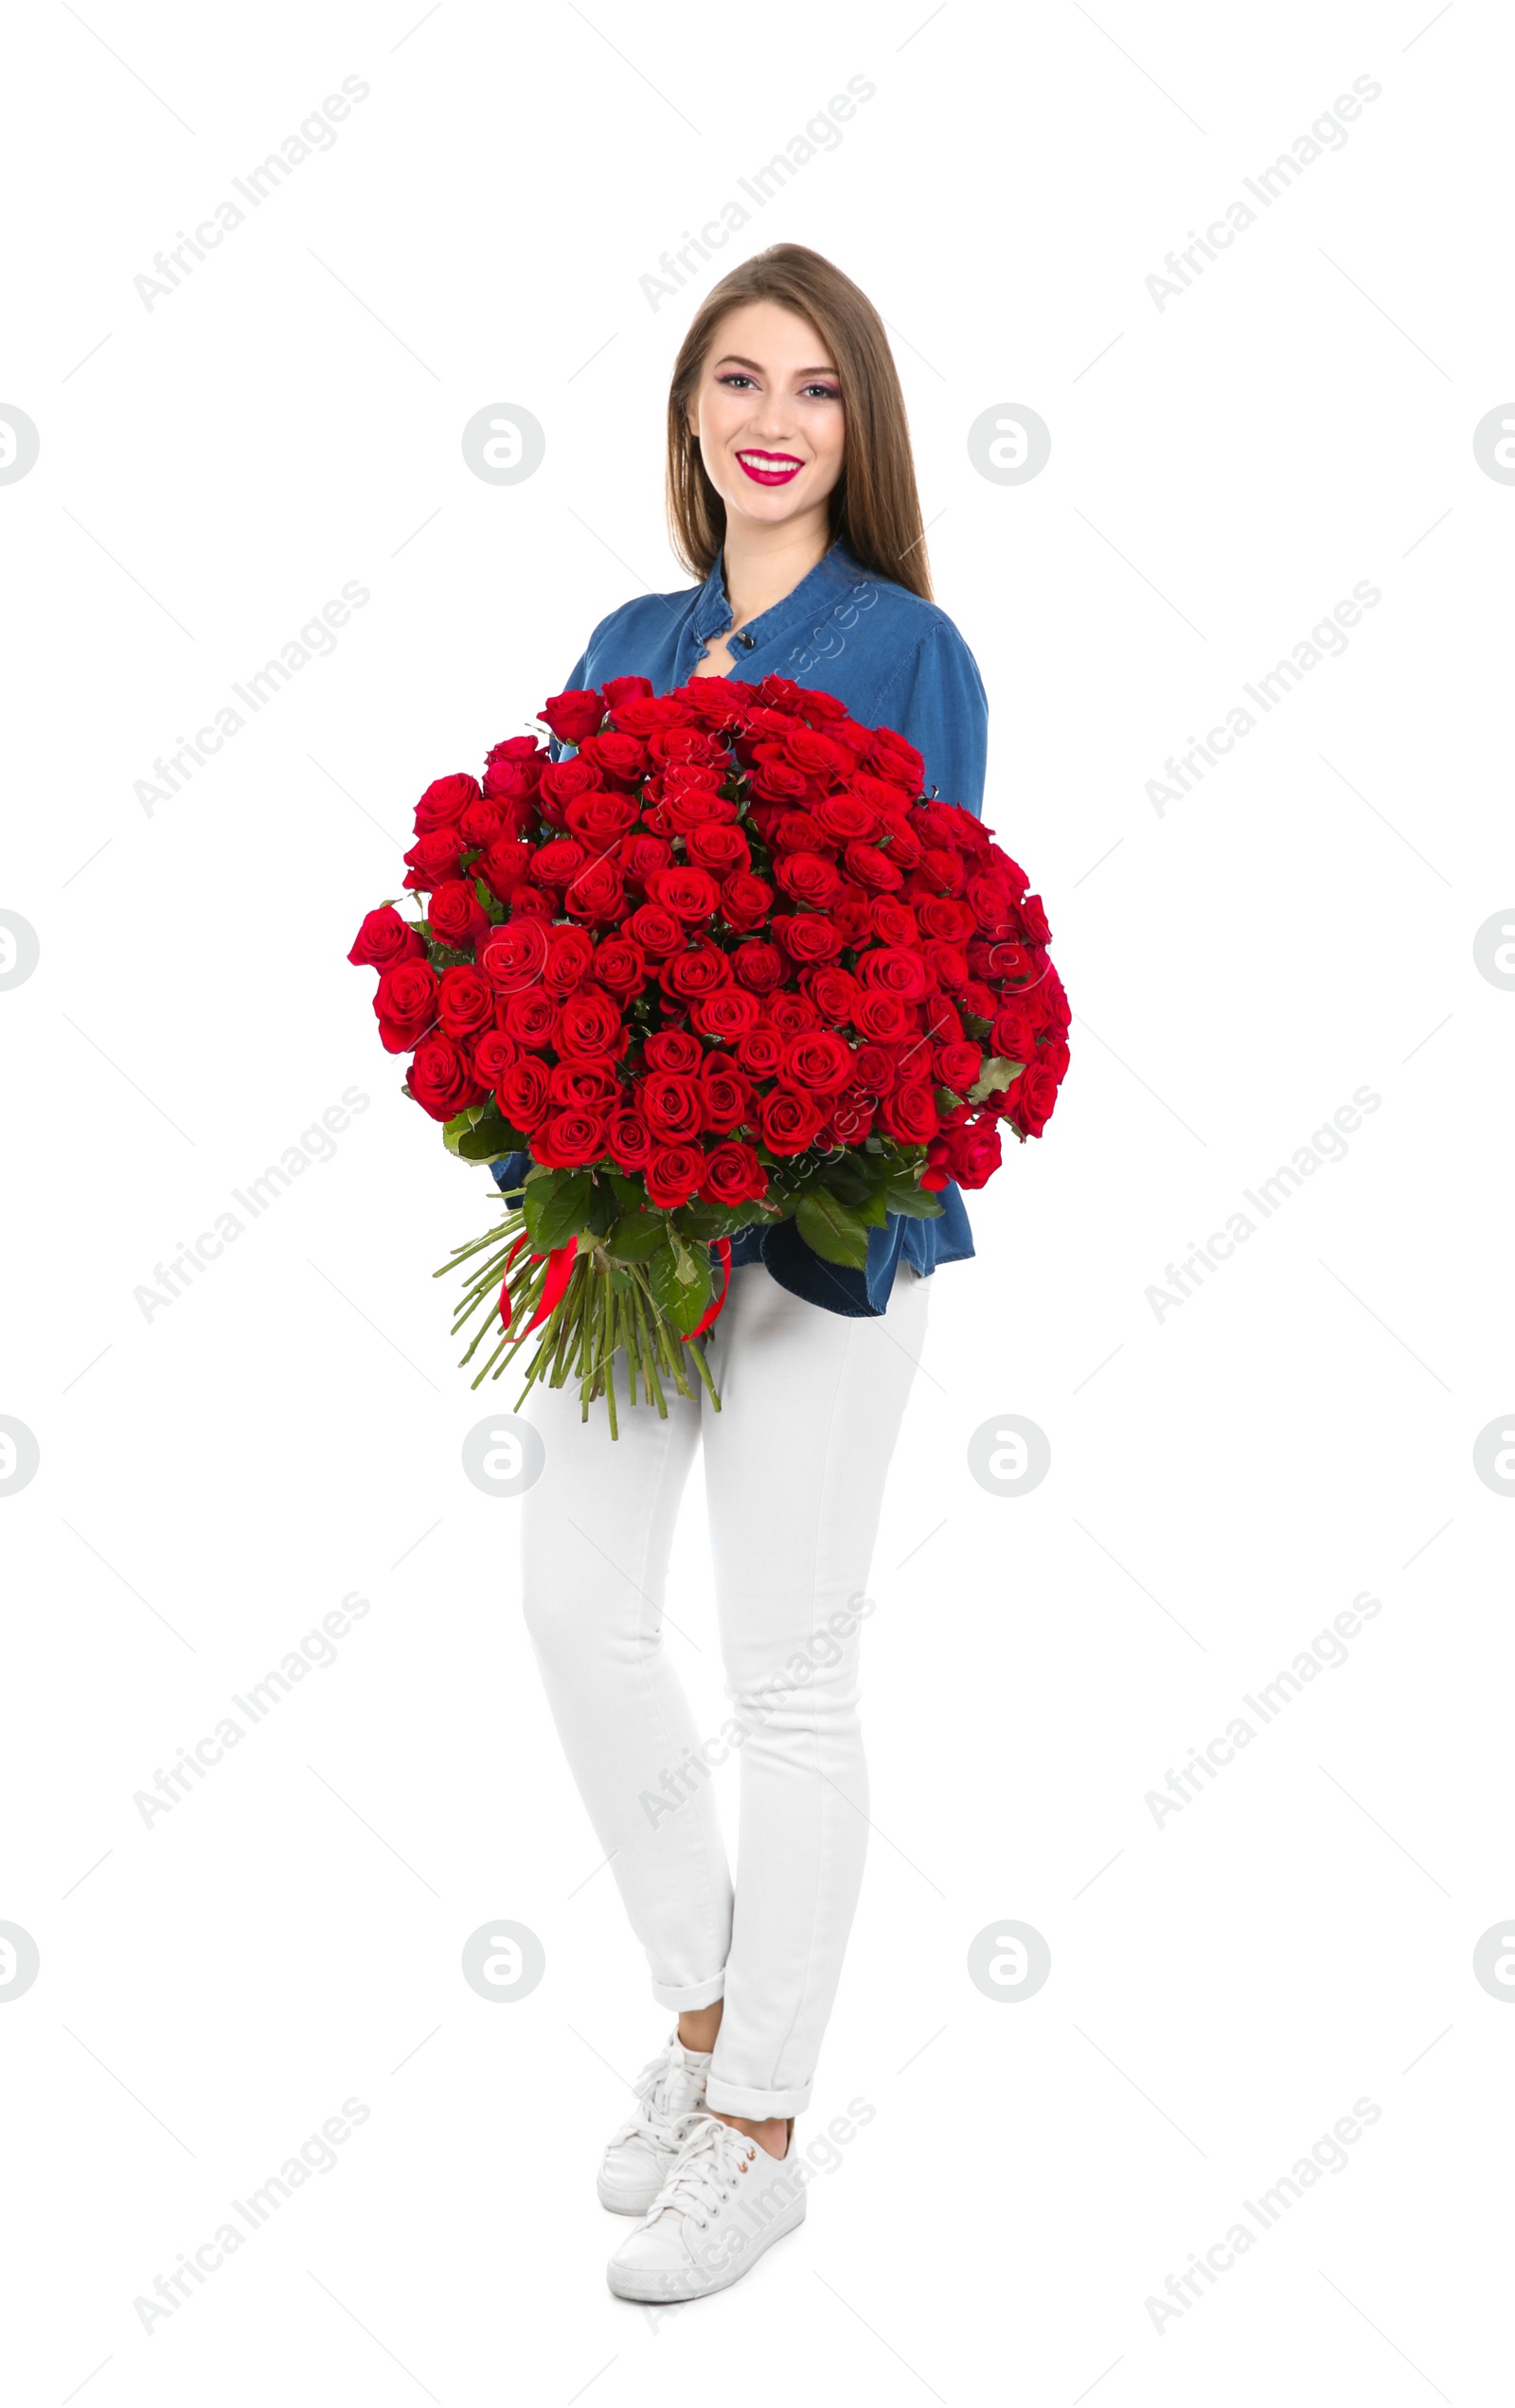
[508,885,553,920]
[991,1004,1035,1062]
[578,731,648,783]
[504,989,556,1046]
[827,1088,876,1144]
[540,688,605,746]
[765,991,820,1036]
[858,946,929,1000]
[374,959,438,1053]
[592,936,648,998]
[348,906,426,972]
[607,1107,651,1169]
[770,811,828,854]
[647,865,720,924]
[626,902,684,957]
[844,840,904,893]
[850,1043,899,1095]
[758,1088,824,1155]
[868,896,919,948]
[414,773,482,831]
[682,823,748,876]
[922,939,970,992]
[661,945,732,1000]
[773,914,842,963]
[534,1108,608,1169]
[780,726,853,782]
[851,989,912,1043]
[643,1031,704,1075]
[1010,1061,1060,1137]
[550,1058,620,1108]
[1017,893,1052,945]
[881,1082,939,1145]
[700,1141,766,1206]
[644,1143,705,1208]
[921,994,964,1043]
[554,990,626,1060]
[437,965,495,1039]
[802,965,861,1023]
[472,1028,519,1085]
[639,1072,703,1140]
[497,1058,551,1129]
[531,836,588,888]
[935,1041,983,1095]
[831,895,877,948]
[700,1069,754,1134]
[402,829,464,889]
[480,919,548,993]
[690,988,759,1043]
[564,791,640,844]
[427,879,491,951]
[537,757,603,816]
[861,727,924,794]
[812,794,879,843]
[408,1036,485,1121]
[778,1029,854,1096]
[601,674,654,712]
[620,830,676,883]
[774,851,843,909]
[542,925,596,993]
[719,871,775,932]
[746,756,811,802]
[731,940,784,992]
[476,836,532,902]
[563,855,626,923]
[735,1026,784,1079]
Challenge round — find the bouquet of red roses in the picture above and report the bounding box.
[348,673,1069,1433]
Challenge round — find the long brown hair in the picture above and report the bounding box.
[666,244,933,602]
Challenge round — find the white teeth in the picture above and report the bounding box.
[740,453,796,468]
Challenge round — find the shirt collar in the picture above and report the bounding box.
[688,537,864,651]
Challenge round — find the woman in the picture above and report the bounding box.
[504,244,989,2301]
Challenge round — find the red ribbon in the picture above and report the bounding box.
[526,1235,579,1330]
[687,1239,733,1339]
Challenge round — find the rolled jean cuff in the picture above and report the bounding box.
[651,1970,726,2011]
[704,2074,812,2119]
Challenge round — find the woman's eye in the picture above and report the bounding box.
[803,384,840,401]
[719,374,754,390]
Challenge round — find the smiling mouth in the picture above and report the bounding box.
[736,451,804,486]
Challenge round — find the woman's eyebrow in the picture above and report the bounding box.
[712,353,838,377]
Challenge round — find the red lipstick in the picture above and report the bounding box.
[736,450,803,487]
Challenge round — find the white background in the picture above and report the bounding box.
[3,1,1511,2399]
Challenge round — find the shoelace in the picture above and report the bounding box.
[611,2046,704,2151]
[643,2113,757,2231]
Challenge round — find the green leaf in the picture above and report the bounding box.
[856,1189,890,1227]
[969,1055,1024,1104]
[523,1169,593,1250]
[454,1117,526,1162]
[604,1211,669,1262]
[962,1010,993,1042]
[650,1232,714,1332]
[602,1170,647,1210]
[878,1185,946,1222]
[795,1188,873,1269]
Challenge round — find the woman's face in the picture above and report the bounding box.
[686,299,846,538]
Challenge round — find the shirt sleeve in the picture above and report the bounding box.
[874,615,989,818]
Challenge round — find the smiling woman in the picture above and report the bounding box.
[488,241,1015,2308]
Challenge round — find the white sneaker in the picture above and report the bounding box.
[597,2034,712,2215]
[606,2112,807,2301]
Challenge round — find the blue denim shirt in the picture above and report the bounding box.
[490,537,989,1317]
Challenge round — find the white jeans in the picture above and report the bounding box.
[519,1260,930,2118]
